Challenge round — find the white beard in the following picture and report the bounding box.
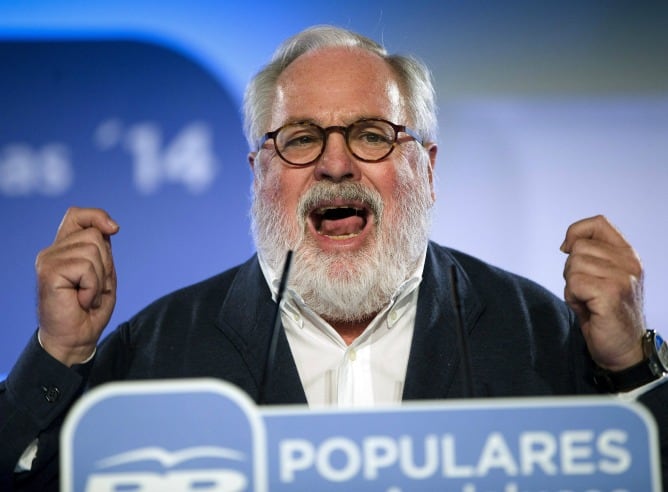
[251,153,433,323]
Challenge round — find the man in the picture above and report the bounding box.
[1,25,666,490]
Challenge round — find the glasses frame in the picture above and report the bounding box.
[259,118,423,166]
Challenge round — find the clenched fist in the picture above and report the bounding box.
[561,215,646,372]
[36,207,120,366]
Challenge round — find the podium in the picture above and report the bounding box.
[61,379,661,491]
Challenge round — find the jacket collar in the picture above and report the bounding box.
[216,255,307,405]
[403,242,485,400]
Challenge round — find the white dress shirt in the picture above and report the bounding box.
[258,251,426,409]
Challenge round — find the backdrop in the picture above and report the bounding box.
[1,1,667,377]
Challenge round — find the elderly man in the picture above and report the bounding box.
[1,25,667,490]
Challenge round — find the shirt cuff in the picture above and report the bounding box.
[14,439,38,472]
[615,374,668,401]
[37,330,97,364]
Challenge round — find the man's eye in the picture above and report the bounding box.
[358,131,391,145]
[283,133,320,148]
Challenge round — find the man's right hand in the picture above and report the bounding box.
[35,207,120,367]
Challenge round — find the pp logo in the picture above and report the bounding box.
[84,446,248,491]
[62,381,265,492]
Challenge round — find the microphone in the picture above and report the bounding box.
[449,265,474,398]
[259,250,294,403]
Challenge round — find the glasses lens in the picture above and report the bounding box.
[348,120,395,161]
[275,123,323,165]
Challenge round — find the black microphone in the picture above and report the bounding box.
[449,264,474,398]
[259,250,293,403]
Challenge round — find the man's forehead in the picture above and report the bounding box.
[270,46,405,126]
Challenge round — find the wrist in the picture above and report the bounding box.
[594,330,668,392]
[37,330,96,367]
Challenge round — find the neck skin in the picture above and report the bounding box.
[327,314,377,345]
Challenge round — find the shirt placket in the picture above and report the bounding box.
[336,343,373,407]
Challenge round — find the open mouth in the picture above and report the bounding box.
[310,204,370,239]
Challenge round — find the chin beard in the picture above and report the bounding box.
[251,158,433,322]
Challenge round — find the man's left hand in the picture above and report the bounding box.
[561,215,646,371]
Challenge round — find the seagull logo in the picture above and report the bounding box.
[95,445,245,468]
[85,446,248,492]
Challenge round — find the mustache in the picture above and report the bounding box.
[296,182,384,224]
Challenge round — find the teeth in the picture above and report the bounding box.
[321,232,361,239]
[320,232,360,239]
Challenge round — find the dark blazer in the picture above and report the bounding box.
[2,242,667,489]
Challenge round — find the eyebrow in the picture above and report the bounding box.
[278,115,387,127]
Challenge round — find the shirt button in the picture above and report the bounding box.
[389,310,398,322]
[348,349,357,362]
[43,386,60,403]
[293,313,301,322]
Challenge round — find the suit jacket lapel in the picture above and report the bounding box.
[403,243,484,401]
[215,256,307,405]
[213,246,483,405]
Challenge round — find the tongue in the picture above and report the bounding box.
[319,215,366,236]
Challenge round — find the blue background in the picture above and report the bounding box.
[1,1,667,377]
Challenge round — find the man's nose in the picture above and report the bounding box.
[313,132,361,182]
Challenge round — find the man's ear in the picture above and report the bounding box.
[248,151,257,173]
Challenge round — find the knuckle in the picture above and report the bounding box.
[592,214,609,228]
[568,239,586,255]
[34,249,46,269]
[563,258,575,279]
[564,254,583,274]
[629,253,643,278]
[568,271,584,284]
[626,273,643,294]
[62,206,82,225]
[80,240,101,258]
[81,225,103,241]
[85,261,102,281]
[34,248,56,276]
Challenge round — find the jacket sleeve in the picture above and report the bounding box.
[0,331,92,490]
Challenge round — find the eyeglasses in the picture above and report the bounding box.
[259,118,422,166]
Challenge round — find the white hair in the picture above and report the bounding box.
[243,25,438,150]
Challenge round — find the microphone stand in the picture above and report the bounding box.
[450,265,474,398]
[258,250,293,404]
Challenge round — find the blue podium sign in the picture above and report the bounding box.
[61,379,661,491]
[61,380,266,492]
